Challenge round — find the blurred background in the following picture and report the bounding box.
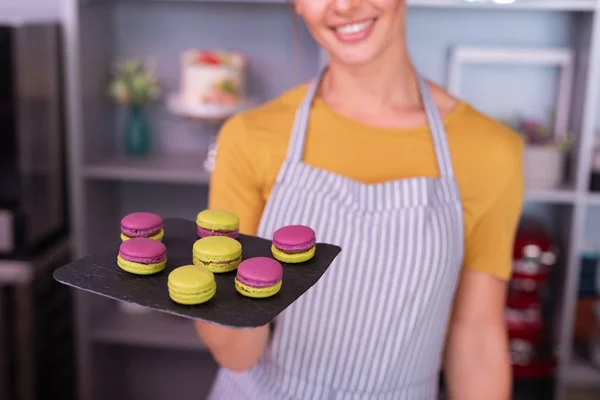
[2,0,600,399]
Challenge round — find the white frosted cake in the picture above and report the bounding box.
[179,50,247,106]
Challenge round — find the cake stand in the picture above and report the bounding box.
[167,94,260,172]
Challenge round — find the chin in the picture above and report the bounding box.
[327,49,379,67]
[321,39,387,67]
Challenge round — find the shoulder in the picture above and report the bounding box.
[450,106,525,279]
[468,105,521,143]
[448,104,524,223]
[215,84,310,191]
[448,104,524,188]
[430,80,524,176]
[219,84,309,146]
[449,104,524,160]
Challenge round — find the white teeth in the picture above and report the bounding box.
[335,19,375,35]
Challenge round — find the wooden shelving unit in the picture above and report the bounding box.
[60,0,600,399]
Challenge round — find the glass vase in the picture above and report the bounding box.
[125,105,150,157]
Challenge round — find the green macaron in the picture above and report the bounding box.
[168,265,216,305]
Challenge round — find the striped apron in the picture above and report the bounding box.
[208,70,465,400]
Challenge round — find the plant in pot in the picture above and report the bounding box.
[109,58,161,157]
[504,115,572,190]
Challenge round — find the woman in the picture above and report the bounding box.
[197,0,523,398]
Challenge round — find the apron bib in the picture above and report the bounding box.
[208,69,464,400]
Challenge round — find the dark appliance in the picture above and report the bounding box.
[0,19,68,258]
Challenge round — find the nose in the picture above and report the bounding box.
[333,0,361,13]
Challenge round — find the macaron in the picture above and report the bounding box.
[117,237,167,275]
[168,265,216,305]
[196,209,240,239]
[271,225,316,263]
[120,212,164,242]
[235,257,283,298]
[192,236,242,273]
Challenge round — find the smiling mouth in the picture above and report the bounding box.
[331,18,377,35]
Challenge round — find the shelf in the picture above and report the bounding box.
[103,0,598,9]
[526,187,578,204]
[407,0,597,11]
[95,0,285,4]
[167,95,261,121]
[564,357,600,391]
[565,391,600,400]
[91,307,207,351]
[82,156,581,201]
[83,153,211,185]
[585,193,600,206]
[0,238,71,284]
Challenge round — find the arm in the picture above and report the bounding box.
[444,144,524,399]
[194,115,270,372]
[444,270,511,399]
[195,323,270,372]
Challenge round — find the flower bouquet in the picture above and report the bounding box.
[108,58,161,156]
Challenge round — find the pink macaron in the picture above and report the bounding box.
[120,212,164,242]
[235,257,283,298]
[271,225,316,263]
[117,237,167,274]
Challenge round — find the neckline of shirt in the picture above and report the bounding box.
[303,91,470,138]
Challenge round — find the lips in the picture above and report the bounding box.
[332,18,376,34]
[329,17,378,44]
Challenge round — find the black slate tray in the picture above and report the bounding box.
[53,218,341,328]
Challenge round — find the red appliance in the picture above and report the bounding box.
[507,218,557,378]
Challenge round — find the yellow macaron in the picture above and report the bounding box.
[168,265,216,305]
[196,209,240,239]
[192,236,242,273]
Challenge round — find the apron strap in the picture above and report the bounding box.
[418,76,455,178]
[285,67,327,162]
[286,67,455,179]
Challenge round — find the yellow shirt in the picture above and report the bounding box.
[209,85,524,280]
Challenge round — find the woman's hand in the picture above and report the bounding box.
[195,321,270,372]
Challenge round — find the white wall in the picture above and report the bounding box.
[1,0,61,19]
